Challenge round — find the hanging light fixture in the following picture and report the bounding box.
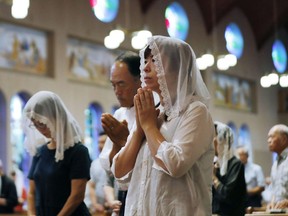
[103,0,152,50]
[104,28,152,50]
[196,0,238,71]
[260,0,287,88]
[11,0,30,19]
[279,74,288,87]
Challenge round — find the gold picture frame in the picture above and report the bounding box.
[212,71,257,112]
[0,21,50,75]
[66,36,122,87]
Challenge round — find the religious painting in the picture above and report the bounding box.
[67,36,121,87]
[212,71,256,112]
[0,22,49,75]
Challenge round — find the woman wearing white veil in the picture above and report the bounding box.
[23,91,91,216]
[112,36,215,215]
[212,121,247,216]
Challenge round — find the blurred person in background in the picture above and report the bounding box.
[212,121,247,216]
[86,132,115,214]
[237,146,265,208]
[0,159,18,213]
[266,124,288,210]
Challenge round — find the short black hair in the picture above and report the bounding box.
[115,51,140,78]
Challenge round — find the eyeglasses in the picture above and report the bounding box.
[29,122,47,130]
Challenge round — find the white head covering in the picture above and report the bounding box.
[23,91,83,162]
[214,121,234,176]
[139,35,210,121]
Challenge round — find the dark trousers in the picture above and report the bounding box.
[118,190,127,216]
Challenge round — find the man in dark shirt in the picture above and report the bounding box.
[0,159,18,213]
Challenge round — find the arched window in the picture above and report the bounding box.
[90,0,119,23]
[10,91,30,192]
[272,39,287,73]
[84,102,103,160]
[0,90,7,168]
[165,2,189,41]
[238,123,253,162]
[225,23,244,59]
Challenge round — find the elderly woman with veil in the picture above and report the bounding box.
[23,91,91,216]
[212,121,247,216]
[111,36,215,215]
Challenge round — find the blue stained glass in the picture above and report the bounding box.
[84,103,103,159]
[225,23,244,58]
[91,0,119,23]
[165,2,189,41]
[272,39,287,73]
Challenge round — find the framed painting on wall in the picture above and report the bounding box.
[212,71,256,112]
[66,36,122,87]
[0,22,49,75]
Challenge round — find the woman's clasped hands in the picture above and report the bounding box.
[134,88,159,134]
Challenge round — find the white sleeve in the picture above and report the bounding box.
[154,102,214,178]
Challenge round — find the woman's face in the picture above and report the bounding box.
[143,54,160,93]
[31,119,51,138]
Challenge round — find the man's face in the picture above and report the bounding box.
[268,126,283,154]
[110,61,141,107]
[237,149,248,164]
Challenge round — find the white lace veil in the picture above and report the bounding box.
[22,91,83,162]
[139,35,210,120]
[214,121,234,176]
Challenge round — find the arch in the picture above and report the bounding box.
[10,91,31,195]
[0,90,7,170]
[84,102,103,160]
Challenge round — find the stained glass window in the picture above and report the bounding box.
[90,0,119,23]
[84,103,103,160]
[272,39,287,73]
[10,92,30,204]
[165,2,189,41]
[225,23,244,58]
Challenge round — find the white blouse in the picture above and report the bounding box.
[112,101,215,216]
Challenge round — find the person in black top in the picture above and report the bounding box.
[0,159,18,213]
[23,91,91,216]
[212,121,247,216]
